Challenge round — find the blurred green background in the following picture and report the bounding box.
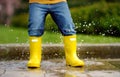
[0,0,120,43]
[11,0,120,37]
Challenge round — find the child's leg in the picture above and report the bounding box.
[50,2,76,36]
[28,3,48,68]
[28,3,47,36]
[50,2,84,66]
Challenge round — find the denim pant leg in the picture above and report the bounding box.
[28,3,47,36]
[50,2,76,36]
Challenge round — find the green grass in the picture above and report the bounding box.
[0,26,29,43]
[0,26,120,44]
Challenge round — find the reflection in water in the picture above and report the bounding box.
[65,66,85,77]
[65,73,76,77]
[0,60,119,77]
[26,66,85,77]
[27,68,45,77]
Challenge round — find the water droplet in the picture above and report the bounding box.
[102,34,105,36]
[81,40,84,42]
[83,25,85,27]
[77,48,80,50]
[86,51,89,54]
[110,25,112,27]
[89,23,91,26]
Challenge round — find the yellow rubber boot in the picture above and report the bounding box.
[64,35,84,67]
[27,36,42,68]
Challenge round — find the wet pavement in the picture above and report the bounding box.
[0,44,120,77]
[0,59,120,77]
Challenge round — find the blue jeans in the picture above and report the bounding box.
[28,2,76,36]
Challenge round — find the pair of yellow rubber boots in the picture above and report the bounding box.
[27,35,84,68]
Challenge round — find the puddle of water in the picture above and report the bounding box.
[0,59,120,77]
[109,61,120,69]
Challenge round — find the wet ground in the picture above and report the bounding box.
[0,59,120,77]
